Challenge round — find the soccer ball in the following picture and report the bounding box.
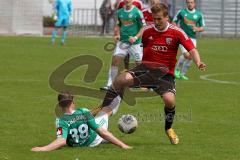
[118,114,138,134]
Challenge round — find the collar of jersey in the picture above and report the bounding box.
[153,22,170,32]
[64,110,76,115]
[186,8,196,13]
[124,5,134,12]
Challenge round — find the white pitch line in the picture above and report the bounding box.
[200,72,240,85]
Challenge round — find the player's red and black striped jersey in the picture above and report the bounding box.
[142,22,195,75]
[117,0,143,10]
[142,8,153,25]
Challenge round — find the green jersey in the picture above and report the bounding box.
[173,8,205,38]
[56,108,100,147]
[117,6,146,44]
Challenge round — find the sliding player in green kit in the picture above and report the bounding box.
[31,92,131,152]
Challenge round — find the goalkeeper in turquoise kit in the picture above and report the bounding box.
[51,0,73,45]
[31,92,131,151]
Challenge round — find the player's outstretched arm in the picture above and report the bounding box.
[31,138,66,152]
[189,48,206,71]
[96,127,132,149]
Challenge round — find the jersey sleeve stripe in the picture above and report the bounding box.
[169,24,189,40]
[172,10,181,22]
[200,13,206,27]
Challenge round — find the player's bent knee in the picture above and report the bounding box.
[112,56,123,66]
[113,72,134,87]
[162,92,176,107]
[125,72,134,81]
[113,76,124,87]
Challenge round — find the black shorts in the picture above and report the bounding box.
[127,64,176,95]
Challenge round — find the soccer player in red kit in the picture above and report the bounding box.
[142,0,159,25]
[117,0,143,10]
[95,3,206,145]
[142,8,154,25]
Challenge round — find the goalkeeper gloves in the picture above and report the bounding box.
[52,12,57,20]
[53,15,58,21]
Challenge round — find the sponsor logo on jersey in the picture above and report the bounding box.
[57,127,62,136]
[67,114,87,125]
[151,45,168,52]
[166,37,172,45]
[184,17,196,26]
[121,20,134,26]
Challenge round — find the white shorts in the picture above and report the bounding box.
[179,38,197,54]
[114,41,142,62]
[89,112,108,147]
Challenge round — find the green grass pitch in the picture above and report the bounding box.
[0,36,239,160]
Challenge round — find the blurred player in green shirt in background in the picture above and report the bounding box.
[173,0,205,80]
[100,0,146,91]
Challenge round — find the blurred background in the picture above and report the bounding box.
[0,0,239,37]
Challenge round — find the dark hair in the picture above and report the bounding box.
[58,92,74,108]
[151,3,168,17]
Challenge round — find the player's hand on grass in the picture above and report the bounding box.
[121,144,133,149]
[129,36,138,44]
[197,62,206,71]
[31,147,46,152]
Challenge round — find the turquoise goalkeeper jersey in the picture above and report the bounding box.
[56,108,100,147]
[117,6,146,44]
[55,0,73,18]
[173,8,205,38]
